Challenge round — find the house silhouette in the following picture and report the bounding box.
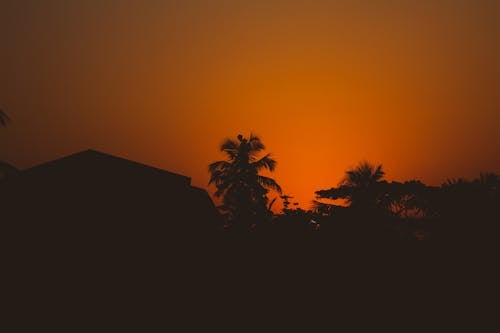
[1,149,222,253]
[1,150,233,323]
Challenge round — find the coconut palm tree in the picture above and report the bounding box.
[316,161,385,210]
[342,161,384,189]
[343,161,385,209]
[209,134,282,230]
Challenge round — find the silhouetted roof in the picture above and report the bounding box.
[0,149,222,231]
[2,149,225,317]
[22,149,191,186]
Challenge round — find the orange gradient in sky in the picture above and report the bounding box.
[1,1,499,211]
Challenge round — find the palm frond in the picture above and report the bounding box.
[211,176,233,196]
[257,175,282,193]
[208,160,232,173]
[209,166,232,185]
[208,169,223,186]
[220,138,238,151]
[251,154,277,172]
[220,138,239,160]
[342,161,384,186]
[373,164,385,181]
[268,197,277,211]
[248,133,265,152]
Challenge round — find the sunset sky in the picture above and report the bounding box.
[1,0,499,209]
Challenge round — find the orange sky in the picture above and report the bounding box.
[1,0,499,210]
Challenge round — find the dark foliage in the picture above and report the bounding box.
[208,134,282,231]
[315,162,499,241]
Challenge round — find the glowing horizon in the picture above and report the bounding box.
[1,0,499,211]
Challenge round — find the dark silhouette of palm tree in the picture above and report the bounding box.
[317,161,385,210]
[342,161,384,192]
[314,161,394,239]
[209,134,282,230]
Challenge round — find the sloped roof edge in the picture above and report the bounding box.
[22,149,192,184]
